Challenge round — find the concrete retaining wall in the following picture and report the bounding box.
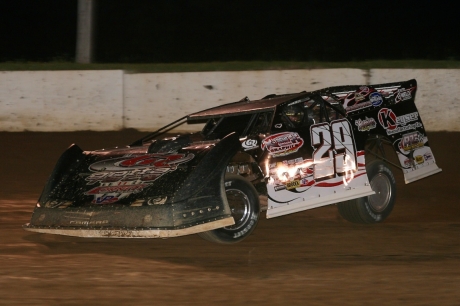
[0,71,123,131]
[124,69,366,131]
[0,69,458,132]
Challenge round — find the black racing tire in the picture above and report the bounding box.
[337,160,396,224]
[198,174,260,244]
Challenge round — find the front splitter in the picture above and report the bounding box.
[23,216,235,238]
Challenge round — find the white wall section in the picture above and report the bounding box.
[0,70,123,131]
[0,69,457,132]
[123,69,365,131]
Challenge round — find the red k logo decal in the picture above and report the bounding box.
[378,108,397,130]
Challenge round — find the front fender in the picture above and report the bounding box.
[171,133,242,222]
[25,133,243,237]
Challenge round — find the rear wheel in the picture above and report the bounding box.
[198,174,260,244]
[337,160,396,223]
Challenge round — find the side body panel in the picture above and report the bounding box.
[261,79,441,218]
[260,100,374,219]
[263,128,373,217]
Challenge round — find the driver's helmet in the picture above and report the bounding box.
[284,104,304,125]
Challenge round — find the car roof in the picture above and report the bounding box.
[187,92,307,120]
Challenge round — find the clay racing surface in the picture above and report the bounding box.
[1,131,459,305]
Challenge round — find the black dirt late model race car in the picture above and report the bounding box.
[24,79,442,243]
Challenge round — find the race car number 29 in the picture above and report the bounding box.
[310,119,357,180]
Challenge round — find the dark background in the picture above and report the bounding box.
[1,0,459,63]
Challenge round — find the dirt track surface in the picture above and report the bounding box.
[1,131,459,305]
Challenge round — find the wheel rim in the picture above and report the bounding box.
[224,189,250,230]
[368,173,391,212]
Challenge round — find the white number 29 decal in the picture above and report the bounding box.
[310,119,357,180]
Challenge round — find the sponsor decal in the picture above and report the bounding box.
[398,131,424,153]
[147,196,168,205]
[274,185,287,191]
[355,117,377,132]
[343,87,385,112]
[355,94,365,102]
[424,151,433,161]
[43,200,71,208]
[90,153,194,171]
[395,87,414,103]
[355,86,370,102]
[343,87,371,109]
[69,220,109,226]
[85,183,151,195]
[377,108,422,135]
[85,152,194,204]
[345,101,372,112]
[274,123,283,128]
[402,153,428,168]
[85,167,171,185]
[269,157,315,191]
[94,195,119,204]
[369,92,383,107]
[403,158,412,168]
[261,132,304,157]
[415,155,424,164]
[242,139,258,151]
[286,180,300,190]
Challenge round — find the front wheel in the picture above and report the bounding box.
[337,160,396,224]
[198,174,260,244]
